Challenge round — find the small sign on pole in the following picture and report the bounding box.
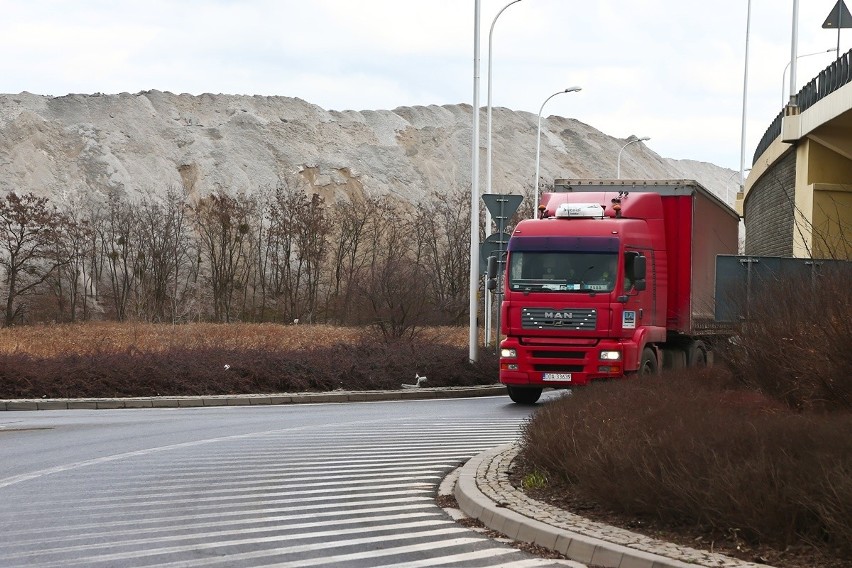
[823,0,852,27]
[481,194,523,235]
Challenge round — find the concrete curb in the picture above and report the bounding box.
[0,385,507,411]
[454,444,772,568]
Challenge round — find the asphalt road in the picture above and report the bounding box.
[0,393,576,567]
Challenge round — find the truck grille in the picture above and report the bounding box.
[531,350,584,359]
[521,308,596,330]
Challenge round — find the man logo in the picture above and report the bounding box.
[544,311,573,319]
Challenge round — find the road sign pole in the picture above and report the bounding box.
[484,276,491,346]
[494,201,506,353]
[482,194,522,353]
[823,0,852,59]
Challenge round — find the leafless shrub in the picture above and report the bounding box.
[0,335,497,399]
[716,263,852,411]
[518,370,852,557]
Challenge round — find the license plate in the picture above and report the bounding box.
[543,373,572,382]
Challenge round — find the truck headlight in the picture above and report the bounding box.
[600,350,621,361]
[501,348,517,358]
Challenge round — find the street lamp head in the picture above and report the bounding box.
[617,135,651,179]
[781,48,836,105]
[533,85,582,217]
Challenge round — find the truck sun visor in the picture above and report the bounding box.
[507,236,619,252]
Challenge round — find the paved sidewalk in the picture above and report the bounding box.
[454,443,775,568]
[0,385,507,411]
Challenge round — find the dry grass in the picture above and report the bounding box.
[0,322,470,357]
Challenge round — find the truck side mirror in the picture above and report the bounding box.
[487,255,498,280]
[625,252,647,293]
[631,255,647,281]
[486,256,498,290]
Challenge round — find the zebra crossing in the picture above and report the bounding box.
[0,405,576,567]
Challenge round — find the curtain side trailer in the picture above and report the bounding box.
[496,179,740,404]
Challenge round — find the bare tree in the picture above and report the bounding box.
[265,184,301,322]
[352,200,431,340]
[71,194,104,322]
[191,192,255,322]
[98,192,144,321]
[49,207,93,322]
[134,187,195,322]
[296,192,330,322]
[0,192,65,326]
[326,196,381,323]
[414,188,471,324]
[264,184,331,323]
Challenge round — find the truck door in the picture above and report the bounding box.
[622,248,654,331]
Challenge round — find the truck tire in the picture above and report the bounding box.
[507,386,543,404]
[639,347,658,376]
[686,341,708,368]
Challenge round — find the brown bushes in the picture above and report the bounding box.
[716,263,852,411]
[518,372,852,556]
[0,324,495,399]
[518,267,852,562]
[0,344,497,398]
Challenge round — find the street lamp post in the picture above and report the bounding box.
[468,0,481,363]
[616,136,650,179]
[534,87,581,216]
[739,0,752,198]
[484,0,522,348]
[486,0,523,229]
[790,0,799,105]
[781,49,833,104]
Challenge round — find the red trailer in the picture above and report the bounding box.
[494,179,739,404]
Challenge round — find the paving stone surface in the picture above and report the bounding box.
[468,443,773,568]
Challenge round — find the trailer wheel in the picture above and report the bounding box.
[686,341,708,368]
[507,386,543,404]
[639,347,658,376]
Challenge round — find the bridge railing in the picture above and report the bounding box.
[752,112,783,165]
[798,48,852,111]
[752,48,852,165]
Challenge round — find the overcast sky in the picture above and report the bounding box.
[1,1,847,171]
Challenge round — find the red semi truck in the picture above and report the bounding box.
[493,179,740,404]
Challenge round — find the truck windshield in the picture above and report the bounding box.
[507,251,618,293]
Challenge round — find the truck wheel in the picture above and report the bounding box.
[639,347,658,376]
[507,386,543,404]
[686,341,708,368]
